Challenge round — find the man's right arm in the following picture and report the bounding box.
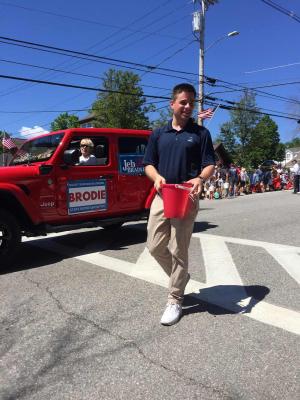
[145,165,166,191]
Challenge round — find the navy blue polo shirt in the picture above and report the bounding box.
[143,119,215,184]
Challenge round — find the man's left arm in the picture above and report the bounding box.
[188,165,215,195]
[188,126,215,195]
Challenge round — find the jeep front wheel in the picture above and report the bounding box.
[0,210,21,267]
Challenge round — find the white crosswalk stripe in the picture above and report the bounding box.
[24,231,300,335]
[264,245,300,285]
[200,235,244,286]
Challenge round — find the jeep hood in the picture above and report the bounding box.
[0,164,41,182]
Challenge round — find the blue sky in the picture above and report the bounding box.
[0,0,300,143]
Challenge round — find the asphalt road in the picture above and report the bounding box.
[1,191,299,400]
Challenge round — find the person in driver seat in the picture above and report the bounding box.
[79,138,97,165]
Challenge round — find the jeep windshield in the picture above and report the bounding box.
[10,133,64,165]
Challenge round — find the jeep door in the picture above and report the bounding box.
[117,135,152,210]
[56,134,117,219]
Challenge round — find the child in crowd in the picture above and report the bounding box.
[209,179,215,200]
[214,188,220,199]
[223,179,229,198]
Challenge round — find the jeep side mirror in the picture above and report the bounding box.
[63,148,80,165]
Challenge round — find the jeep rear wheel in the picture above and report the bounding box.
[0,210,21,267]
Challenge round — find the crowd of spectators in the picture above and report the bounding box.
[200,163,296,200]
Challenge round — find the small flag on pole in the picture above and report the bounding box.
[2,135,17,150]
[198,108,215,119]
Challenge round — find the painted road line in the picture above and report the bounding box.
[26,234,300,335]
[264,246,300,285]
[193,232,300,251]
[194,233,300,285]
[77,250,300,336]
[200,236,245,286]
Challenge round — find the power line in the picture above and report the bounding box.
[0,35,197,78]
[0,73,172,100]
[140,39,196,79]
[1,34,297,106]
[2,49,297,110]
[0,99,167,114]
[0,0,189,42]
[1,73,299,122]
[1,35,299,120]
[97,3,190,57]
[0,58,172,92]
[260,0,300,23]
[104,14,191,58]
[0,1,185,98]
[204,92,300,119]
[207,78,300,106]
[1,44,298,117]
[205,100,300,121]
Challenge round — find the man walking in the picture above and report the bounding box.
[143,83,215,326]
[291,159,300,194]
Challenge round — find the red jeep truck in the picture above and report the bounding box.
[0,128,154,266]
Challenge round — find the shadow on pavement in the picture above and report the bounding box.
[1,222,148,275]
[193,221,218,233]
[182,285,270,317]
[2,220,217,275]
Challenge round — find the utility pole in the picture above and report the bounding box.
[192,1,219,126]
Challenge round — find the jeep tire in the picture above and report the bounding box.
[0,210,21,267]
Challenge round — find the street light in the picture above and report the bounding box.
[193,5,239,125]
[197,30,239,125]
[205,31,239,52]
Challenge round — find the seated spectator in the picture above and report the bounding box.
[214,188,220,199]
[79,138,97,165]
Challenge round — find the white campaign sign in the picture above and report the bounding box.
[67,179,107,214]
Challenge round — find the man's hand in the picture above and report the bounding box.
[145,165,166,192]
[187,176,203,197]
[154,174,166,191]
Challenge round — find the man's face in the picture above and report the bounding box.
[170,90,195,123]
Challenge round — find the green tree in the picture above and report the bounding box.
[247,115,283,167]
[230,90,261,166]
[218,91,263,167]
[285,137,300,148]
[150,107,173,129]
[91,69,151,129]
[215,121,237,157]
[50,113,80,131]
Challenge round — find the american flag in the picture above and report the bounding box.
[2,135,17,150]
[198,108,215,119]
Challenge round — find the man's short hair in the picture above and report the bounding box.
[172,83,196,100]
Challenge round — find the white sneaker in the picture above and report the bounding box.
[160,303,182,326]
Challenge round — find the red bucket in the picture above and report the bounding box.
[161,183,193,218]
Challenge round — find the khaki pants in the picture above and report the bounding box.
[147,194,199,304]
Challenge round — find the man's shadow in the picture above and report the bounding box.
[193,221,218,233]
[182,285,270,316]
